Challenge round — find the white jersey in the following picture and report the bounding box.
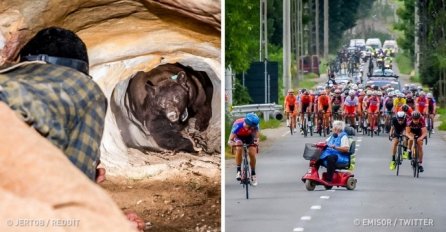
[344,96,358,106]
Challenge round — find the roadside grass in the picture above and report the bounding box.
[438,108,446,131]
[395,53,413,75]
[292,73,318,90]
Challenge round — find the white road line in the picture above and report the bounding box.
[310,205,321,210]
[357,139,362,142]
[282,131,290,136]
[327,189,336,192]
[293,227,304,231]
[320,195,330,199]
[300,216,311,221]
[356,144,360,147]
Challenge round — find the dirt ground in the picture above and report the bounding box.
[101,150,221,232]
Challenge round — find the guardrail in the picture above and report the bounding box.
[231,103,283,121]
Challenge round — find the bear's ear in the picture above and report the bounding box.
[145,80,157,98]
[177,71,188,87]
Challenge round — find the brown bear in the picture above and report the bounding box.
[125,63,213,152]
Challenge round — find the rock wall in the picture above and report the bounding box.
[0,0,221,178]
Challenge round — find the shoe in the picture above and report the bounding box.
[432,130,435,134]
[286,120,290,127]
[236,171,241,181]
[251,175,258,186]
[419,165,424,172]
[402,151,409,160]
[294,129,297,133]
[389,161,396,170]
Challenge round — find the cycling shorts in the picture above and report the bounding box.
[368,105,379,113]
[234,135,255,145]
[345,105,356,115]
[301,103,310,113]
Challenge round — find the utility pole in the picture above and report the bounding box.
[225,67,233,111]
[414,1,419,74]
[315,0,320,56]
[260,0,268,103]
[323,0,329,58]
[283,0,291,95]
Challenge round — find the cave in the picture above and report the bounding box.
[0,0,221,179]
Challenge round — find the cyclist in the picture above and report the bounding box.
[393,93,406,113]
[383,92,394,133]
[366,91,381,133]
[427,93,437,133]
[318,91,331,133]
[299,89,312,134]
[343,90,358,128]
[401,104,413,121]
[389,111,408,170]
[228,113,260,186]
[331,89,344,120]
[284,89,298,132]
[406,92,415,110]
[405,111,427,172]
[415,91,429,117]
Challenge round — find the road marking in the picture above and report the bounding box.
[300,216,311,221]
[293,227,304,232]
[310,205,321,210]
[357,139,362,142]
[282,131,290,136]
[356,144,360,147]
[320,196,330,199]
[327,189,335,192]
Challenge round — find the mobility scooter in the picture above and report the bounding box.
[301,127,358,191]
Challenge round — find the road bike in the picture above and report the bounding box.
[395,134,407,176]
[427,114,434,138]
[233,144,255,199]
[411,135,421,178]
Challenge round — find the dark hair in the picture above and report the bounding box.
[19,27,88,65]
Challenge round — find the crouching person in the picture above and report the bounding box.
[316,121,350,182]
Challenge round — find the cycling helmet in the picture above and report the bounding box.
[334,89,342,94]
[245,113,260,127]
[320,91,326,95]
[349,90,355,96]
[419,91,425,96]
[401,104,409,112]
[288,88,294,93]
[366,90,372,96]
[411,111,421,119]
[427,93,433,98]
[377,91,383,96]
[359,91,366,96]
[406,92,413,98]
[398,93,405,98]
[372,91,378,95]
[396,111,406,119]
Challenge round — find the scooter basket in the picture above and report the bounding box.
[303,143,323,160]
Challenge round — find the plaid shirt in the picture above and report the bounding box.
[0,62,107,180]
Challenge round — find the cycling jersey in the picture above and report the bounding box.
[284,95,297,113]
[406,97,415,109]
[332,95,343,106]
[319,95,330,106]
[367,96,380,113]
[231,118,259,138]
[428,98,436,114]
[393,98,406,110]
[391,117,406,135]
[416,96,428,113]
[407,118,425,136]
[384,97,394,111]
[301,95,311,105]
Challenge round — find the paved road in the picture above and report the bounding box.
[225,63,446,232]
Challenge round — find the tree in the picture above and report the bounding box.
[225,0,260,73]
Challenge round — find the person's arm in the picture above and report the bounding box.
[330,135,350,153]
[418,127,428,141]
[405,127,414,141]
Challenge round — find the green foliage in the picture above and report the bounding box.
[259,119,281,129]
[438,108,446,131]
[225,0,260,73]
[232,78,252,105]
[395,52,413,75]
[394,0,414,62]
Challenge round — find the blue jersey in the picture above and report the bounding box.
[231,118,259,137]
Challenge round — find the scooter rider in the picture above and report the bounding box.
[315,121,350,182]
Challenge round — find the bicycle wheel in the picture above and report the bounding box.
[243,156,250,199]
[290,116,294,135]
[303,117,307,137]
[412,151,418,178]
[428,118,432,138]
[309,115,314,137]
[396,142,402,176]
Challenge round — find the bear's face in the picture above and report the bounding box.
[146,71,189,123]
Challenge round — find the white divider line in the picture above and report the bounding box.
[300,216,311,221]
[293,227,304,231]
[310,205,322,210]
[320,195,330,199]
